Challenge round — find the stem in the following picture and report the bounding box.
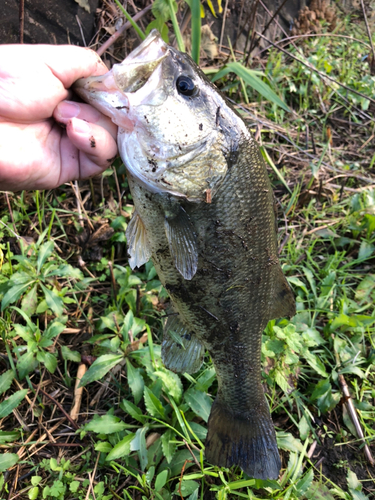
[190,0,201,63]
[114,0,146,40]
[168,0,185,52]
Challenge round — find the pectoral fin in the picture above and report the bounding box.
[269,267,296,320]
[162,313,205,374]
[126,211,152,269]
[164,206,198,280]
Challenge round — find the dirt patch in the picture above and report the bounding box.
[0,0,100,45]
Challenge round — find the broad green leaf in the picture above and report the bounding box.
[0,389,28,418]
[154,369,183,402]
[17,351,38,379]
[144,386,165,419]
[358,240,374,260]
[298,414,309,441]
[265,339,284,356]
[79,354,123,387]
[0,431,20,444]
[94,441,113,453]
[161,429,177,464]
[13,324,34,341]
[37,240,54,274]
[305,482,335,500]
[126,359,144,405]
[28,487,39,500]
[61,346,81,363]
[355,274,375,303]
[302,328,325,347]
[152,0,172,22]
[83,414,128,434]
[49,264,84,280]
[351,491,369,500]
[174,480,199,497]
[347,470,361,491]
[37,351,57,374]
[135,427,148,470]
[0,370,14,396]
[1,282,31,311]
[303,350,328,377]
[347,469,369,500]
[123,309,134,334]
[275,371,291,394]
[120,399,145,423]
[40,284,63,316]
[276,432,304,453]
[9,271,33,285]
[0,453,19,472]
[196,367,216,392]
[188,421,207,440]
[302,266,317,298]
[21,284,38,316]
[318,390,340,414]
[44,320,66,340]
[147,436,164,469]
[106,433,135,461]
[184,388,212,422]
[296,468,314,495]
[339,365,365,378]
[187,490,199,500]
[158,449,199,476]
[155,470,168,492]
[287,277,308,295]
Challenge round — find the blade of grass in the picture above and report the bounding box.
[227,36,249,105]
[191,0,201,63]
[168,0,185,52]
[114,0,146,40]
[212,61,290,112]
[260,146,292,194]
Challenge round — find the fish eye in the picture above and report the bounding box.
[176,76,197,97]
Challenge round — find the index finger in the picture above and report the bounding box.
[39,45,109,89]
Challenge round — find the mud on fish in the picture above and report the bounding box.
[74,30,295,479]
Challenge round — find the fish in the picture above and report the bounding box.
[74,29,295,479]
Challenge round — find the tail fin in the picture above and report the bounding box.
[205,399,281,480]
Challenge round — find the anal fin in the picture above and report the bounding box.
[126,211,152,269]
[162,313,205,374]
[269,267,296,320]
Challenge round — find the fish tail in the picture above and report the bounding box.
[205,398,281,480]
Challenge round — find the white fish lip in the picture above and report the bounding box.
[73,30,168,132]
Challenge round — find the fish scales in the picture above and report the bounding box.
[74,29,295,479]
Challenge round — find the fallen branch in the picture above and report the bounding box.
[337,371,374,466]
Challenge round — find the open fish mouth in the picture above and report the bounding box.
[73,30,169,131]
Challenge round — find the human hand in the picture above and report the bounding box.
[0,44,118,192]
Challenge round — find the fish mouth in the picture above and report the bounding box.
[73,30,168,130]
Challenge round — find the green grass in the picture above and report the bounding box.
[1,3,375,500]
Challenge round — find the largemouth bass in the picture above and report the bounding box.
[74,30,295,479]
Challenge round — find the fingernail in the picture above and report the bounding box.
[71,117,91,134]
[58,100,81,119]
